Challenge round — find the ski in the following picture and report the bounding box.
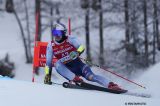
[75,82,151,98]
[78,82,127,94]
[54,82,151,98]
[62,82,128,94]
[62,82,91,90]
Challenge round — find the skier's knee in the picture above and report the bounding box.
[87,74,94,81]
[55,60,62,70]
[82,66,95,81]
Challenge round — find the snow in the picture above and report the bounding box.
[0,9,160,106]
[136,63,160,98]
[0,75,159,106]
[0,13,22,55]
[0,12,33,81]
[1,62,160,106]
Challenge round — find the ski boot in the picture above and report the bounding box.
[108,82,122,91]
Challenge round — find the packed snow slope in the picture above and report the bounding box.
[0,62,160,106]
[136,63,160,99]
[0,76,158,106]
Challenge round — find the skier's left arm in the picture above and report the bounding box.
[44,42,53,75]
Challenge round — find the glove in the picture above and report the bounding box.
[69,51,79,60]
[44,74,52,85]
[44,65,52,84]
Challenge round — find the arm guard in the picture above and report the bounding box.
[44,65,49,75]
[77,45,85,55]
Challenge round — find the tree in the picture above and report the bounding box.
[0,54,15,78]
[143,0,149,66]
[153,0,160,50]
[124,0,130,49]
[5,0,14,13]
[24,0,32,63]
[130,1,139,55]
[14,9,31,63]
[85,8,91,61]
[6,0,33,63]
[81,0,91,61]
[98,0,104,65]
[35,0,41,41]
[152,0,159,63]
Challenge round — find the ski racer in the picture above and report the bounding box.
[44,23,122,90]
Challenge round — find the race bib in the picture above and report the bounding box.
[60,55,71,63]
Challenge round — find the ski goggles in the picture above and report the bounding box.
[52,30,63,37]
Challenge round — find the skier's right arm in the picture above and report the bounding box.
[44,42,53,75]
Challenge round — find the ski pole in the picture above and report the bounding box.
[32,11,40,82]
[80,57,146,89]
[68,17,71,35]
[32,66,35,82]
